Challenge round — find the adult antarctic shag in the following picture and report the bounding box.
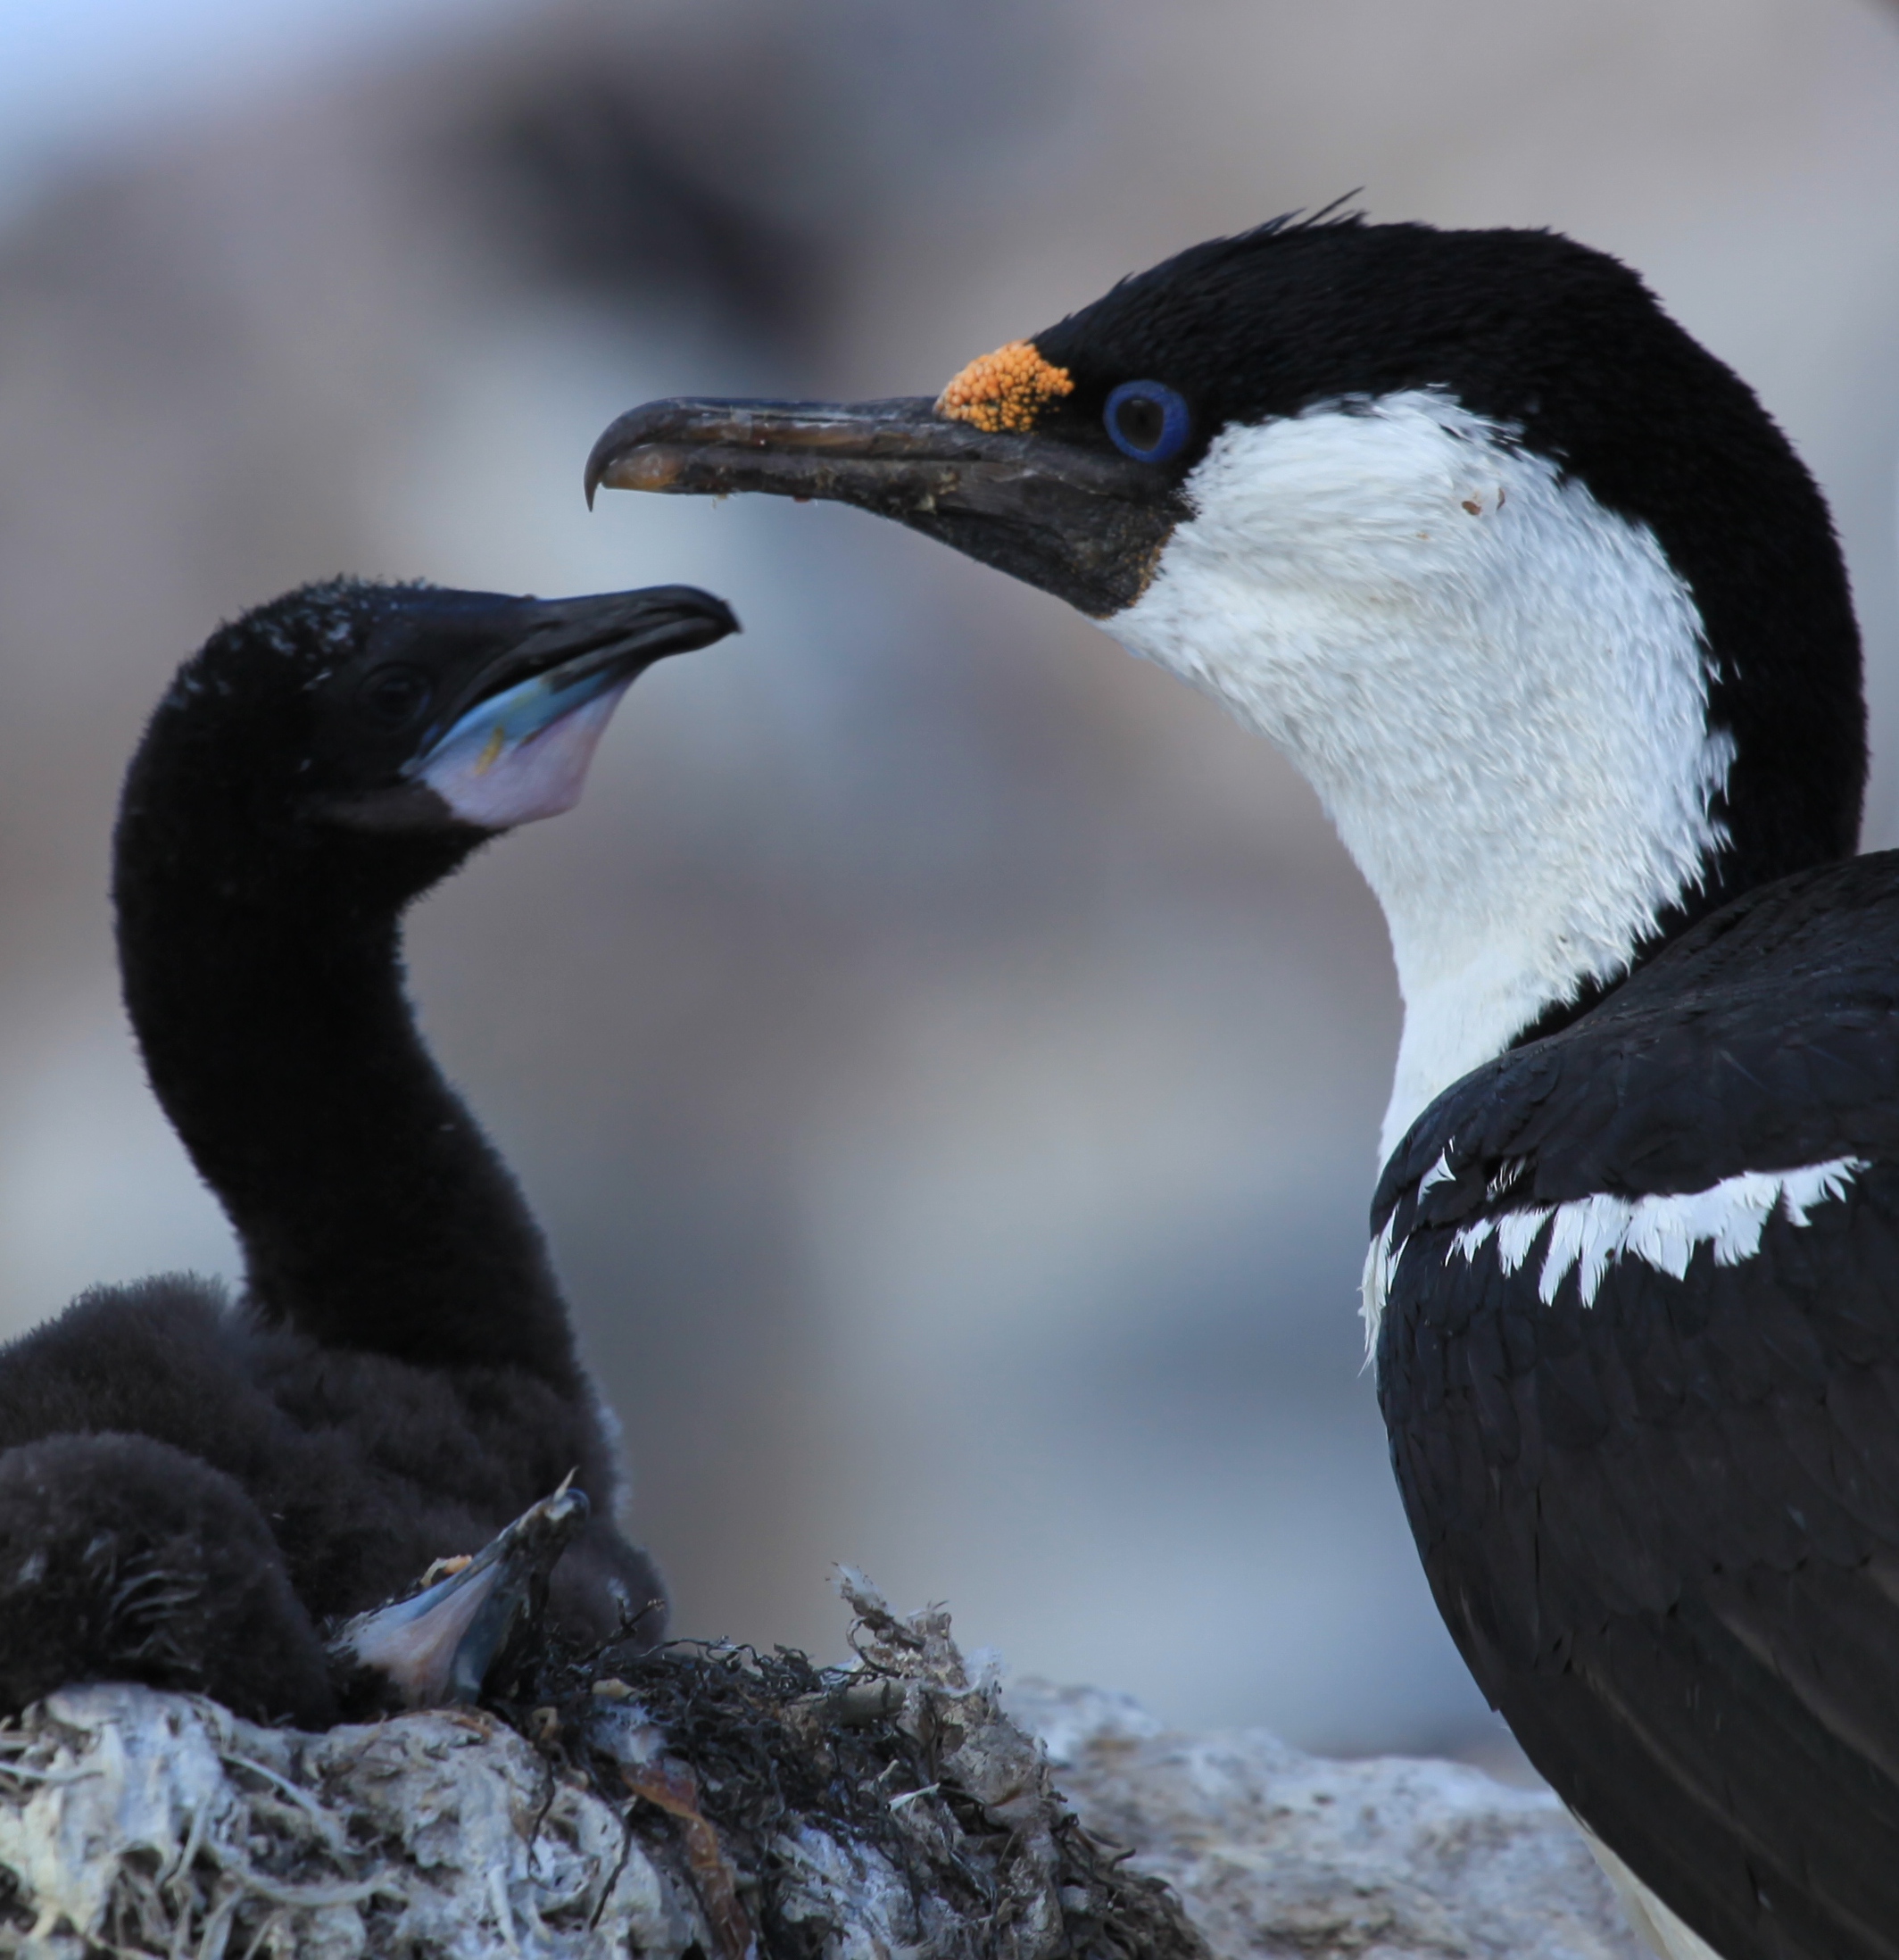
[0,577,735,1727]
[586,217,1891,1960]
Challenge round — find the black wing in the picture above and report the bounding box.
[1374,853,1899,1960]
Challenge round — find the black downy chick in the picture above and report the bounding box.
[0,577,737,1726]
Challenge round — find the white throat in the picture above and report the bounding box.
[1108,391,1734,1160]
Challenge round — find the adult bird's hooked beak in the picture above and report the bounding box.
[584,394,1186,619]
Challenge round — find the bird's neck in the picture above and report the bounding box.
[112,791,582,1386]
[1318,725,1733,1162]
[1111,396,1773,1161]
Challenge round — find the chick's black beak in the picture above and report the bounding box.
[448,583,735,719]
[330,1482,591,1710]
[393,584,736,835]
[585,399,1185,619]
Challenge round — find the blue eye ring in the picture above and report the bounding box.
[1104,379,1191,462]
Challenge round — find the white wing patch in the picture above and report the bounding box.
[1416,1148,1456,1199]
[1363,1155,1866,1356]
[1361,1215,1400,1358]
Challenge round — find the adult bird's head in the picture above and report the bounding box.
[120,578,739,913]
[587,215,1863,1154]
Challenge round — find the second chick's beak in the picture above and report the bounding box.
[584,353,1188,619]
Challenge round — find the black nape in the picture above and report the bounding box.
[0,575,736,1723]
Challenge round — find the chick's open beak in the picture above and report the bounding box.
[585,398,1184,619]
[331,1481,591,1710]
[407,585,737,831]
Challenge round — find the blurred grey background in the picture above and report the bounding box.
[0,0,1895,1765]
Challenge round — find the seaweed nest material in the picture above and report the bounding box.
[0,1572,1209,1960]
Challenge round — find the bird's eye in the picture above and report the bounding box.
[1105,380,1191,463]
[359,663,432,727]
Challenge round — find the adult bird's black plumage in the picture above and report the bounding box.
[1372,855,1899,1960]
[0,576,737,1727]
[586,216,1892,1960]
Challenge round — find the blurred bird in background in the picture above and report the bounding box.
[0,0,1895,1770]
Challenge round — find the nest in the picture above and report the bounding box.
[0,1574,1207,1960]
[504,1570,1207,1960]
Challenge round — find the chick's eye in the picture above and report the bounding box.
[360,663,432,727]
[1105,380,1190,463]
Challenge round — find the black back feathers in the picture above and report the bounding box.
[1375,852,1899,1960]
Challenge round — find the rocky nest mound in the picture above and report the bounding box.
[0,1574,1207,1959]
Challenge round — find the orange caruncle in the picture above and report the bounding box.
[935,340,1074,433]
